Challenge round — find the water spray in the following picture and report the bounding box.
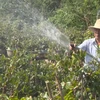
[0,0,70,53]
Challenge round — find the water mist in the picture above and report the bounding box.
[0,0,70,52]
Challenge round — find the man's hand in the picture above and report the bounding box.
[70,43,76,50]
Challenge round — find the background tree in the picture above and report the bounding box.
[48,0,100,43]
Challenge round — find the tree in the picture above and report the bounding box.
[49,0,100,42]
[31,0,61,17]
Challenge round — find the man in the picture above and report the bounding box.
[70,19,100,70]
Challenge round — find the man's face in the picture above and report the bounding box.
[93,29,100,40]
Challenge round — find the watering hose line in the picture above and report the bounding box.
[74,46,100,65]
[70,44,100,65]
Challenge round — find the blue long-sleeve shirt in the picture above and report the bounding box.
[78,38,100,70]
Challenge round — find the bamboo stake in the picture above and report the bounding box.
[45,81,53,100]
[55,72,64,100]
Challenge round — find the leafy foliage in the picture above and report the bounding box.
[0,0,100,100]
